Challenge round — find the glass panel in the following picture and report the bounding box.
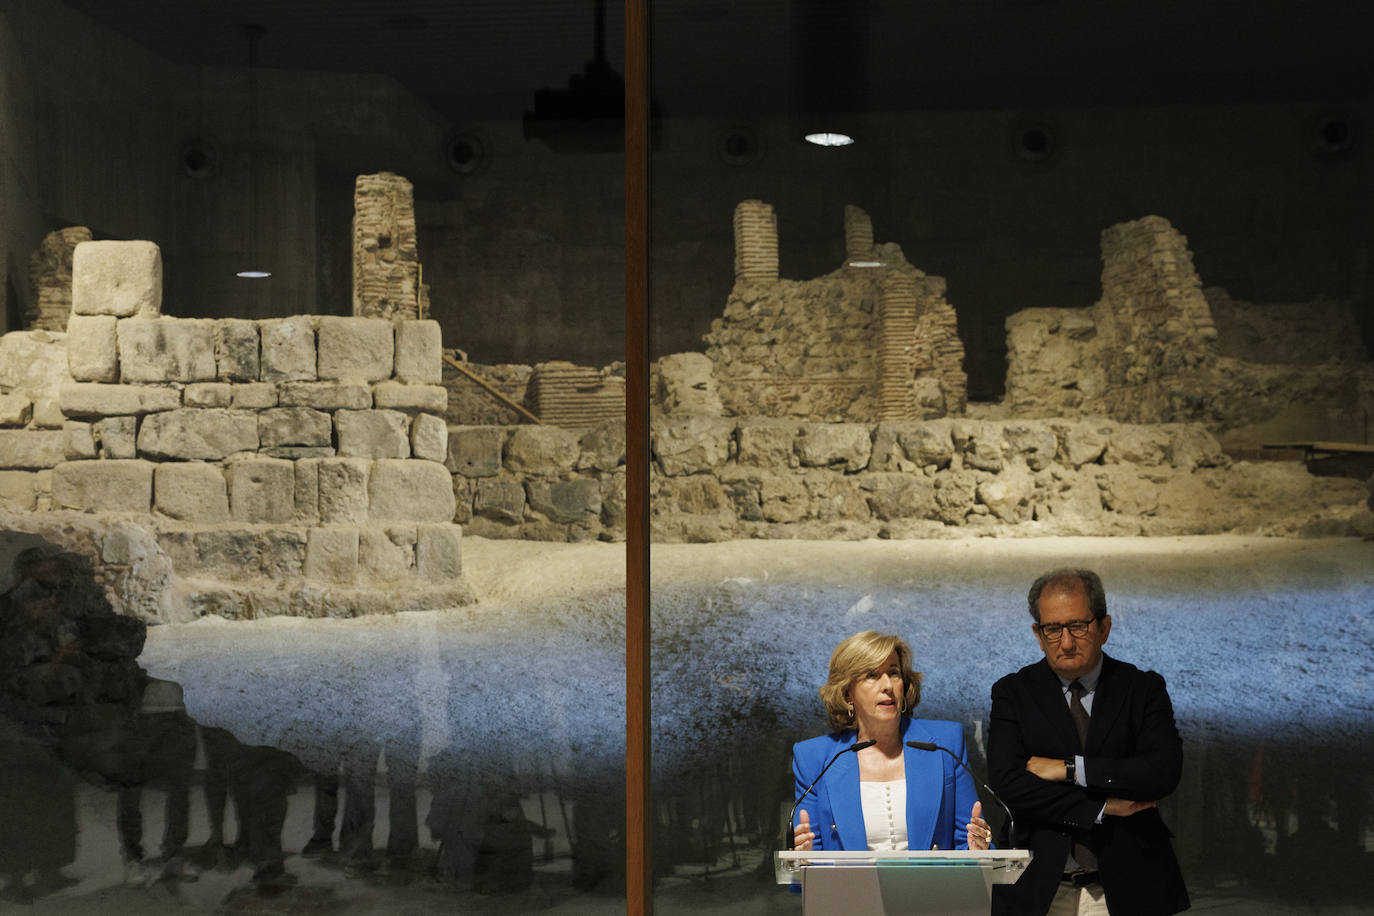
[1,1,624,910]
[648,1,1372,913]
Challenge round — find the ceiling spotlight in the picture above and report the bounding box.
[847,260,884,268]
[235,270,272,279]
[805,132,855,147]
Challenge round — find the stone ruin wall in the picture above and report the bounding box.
[436,416,1371,544]
[0,240,470,622]
[703,201,966,422]
[353,172,431,320]
[1002,215,1374,450]
[26,227,93,333]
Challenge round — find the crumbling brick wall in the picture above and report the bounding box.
[704,201,967,422]
[26,227,92,332]
[352,172,430,320]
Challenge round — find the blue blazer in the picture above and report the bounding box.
[792,717,980,851]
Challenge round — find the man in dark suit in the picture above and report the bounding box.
[989,569,1189,916]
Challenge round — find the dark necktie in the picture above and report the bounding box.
[1068,679,1097,869]
[1069,679,1091,750]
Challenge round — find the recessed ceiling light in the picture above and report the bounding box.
[847,260,884,268]
[804,132,855,147]
[235,270,271,279]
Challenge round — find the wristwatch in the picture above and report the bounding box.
[1063,757,1076,782]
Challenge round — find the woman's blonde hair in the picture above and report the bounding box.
[818,630,923,731]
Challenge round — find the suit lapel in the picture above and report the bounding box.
[902,720,944,850]
[1028,659,1082,753]
[1084,654,1123,753]
[827,748,868,850]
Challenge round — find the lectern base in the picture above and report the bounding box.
[803,863,991,916]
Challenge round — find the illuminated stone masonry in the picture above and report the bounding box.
[0,240,469,621]
[704,202,966,422]
[444,416,1370,543]
[1003,215,1374,451]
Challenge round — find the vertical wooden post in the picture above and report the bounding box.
[624,0,652,913]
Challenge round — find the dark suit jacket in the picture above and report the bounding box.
[988,654,1189,916]
[792,717,979,851]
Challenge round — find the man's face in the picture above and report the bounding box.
[1033,588,1111,680]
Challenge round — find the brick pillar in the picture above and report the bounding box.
[876,272,917,420]
[733,200,779,282]
[844,205,874,262]
[352,172,430,319]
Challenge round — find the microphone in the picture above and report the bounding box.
[788,739,876,849]
[906,740,1017,847]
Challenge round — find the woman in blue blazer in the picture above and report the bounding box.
[792,630,991,851]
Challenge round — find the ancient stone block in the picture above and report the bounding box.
[0,430,65,468]
[71,240,161,318]
[278,381,371,410]
[231,382,277,409]
[473,479,525,524]
[446,426,506,477]
[527,478,601,524]
[1166,424,1227,471]
[415,523,463,579]
[807,476,871,523]
[336,409,409,458]
[317,316,394,382]
[0,393,33,427]
[154,462,229,522]
[737,419,800,468]
[1105,425,1171,466]
[64,421,97,459]
[184,382,233,408]
[395,320,442,384]
[952,420,1004,472]
[578,419,625,473]
[977,460,1036,522]
[51,459,154,512]
[411,413,447,463]
[758,471,809,523]
[31,398,64,428]
[117,318,217,382]
[66,314,119,382]
[95,416,137,459]
[653,416,735,476]
[194,528,259,573]
[227,458,295,523]
[294,459,320,524]
[305,527,358,583]
[0,471,39,511]
[796,423,872,472]
[359,527,414,580]
[215,319,260,381]
[259,407,332,448]
[452,477,473,523]
[1003,422,1059,472]
[317,458,370,524]
[137,409,258,460]
[371,380,447,412]
[260,316,316,382]
[505,425,580,475]
[1050,420,1111,469]
[0,329,68,394]
[656,352,722,415]
[261,529,306,579]
[601,471,627,533]
[932,471,978,524]
[861,473,937,521]
[370,459,455,521]
[59,383,181,418]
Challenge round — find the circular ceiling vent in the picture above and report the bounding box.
[1012,120,1058,164]
[719,125,765,167]
[445,132,490,176]
[1312,111,1360,161]
[178,139,217,179]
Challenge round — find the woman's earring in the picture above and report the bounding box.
[900,695,906,713]
[846,703,854,720]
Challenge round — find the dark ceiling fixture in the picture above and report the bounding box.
[523,0,654,153]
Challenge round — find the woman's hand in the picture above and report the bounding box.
[794,809,815,851]
[966,801,992,850]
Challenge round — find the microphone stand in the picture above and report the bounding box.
[786,739,876,849]
[906,740,1017,846]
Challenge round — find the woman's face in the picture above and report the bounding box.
[847,648,903,733]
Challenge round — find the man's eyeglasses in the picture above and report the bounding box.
[1035,619,1097,640]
